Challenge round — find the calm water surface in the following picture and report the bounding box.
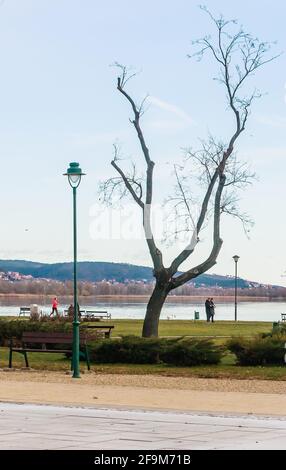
[0,296,285,322]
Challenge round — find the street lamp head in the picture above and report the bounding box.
[233,255,240,263]
[64,162,85,188]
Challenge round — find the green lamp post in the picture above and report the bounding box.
[64,162,85,378]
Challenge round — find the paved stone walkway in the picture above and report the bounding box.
[0,403,286,450]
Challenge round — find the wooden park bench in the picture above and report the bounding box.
[63,309,111,321]
[81,325,114,339]
[8,331,90,370]
[82,310,111,321]
[19,307,31,317]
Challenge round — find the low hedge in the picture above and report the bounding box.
[227,335,286,366]
[0,320,224,366]
[270,322,286,337]
[89,336,161,364]
[0,318,72,346]
[160,338,224,366]
[89,336,224,366]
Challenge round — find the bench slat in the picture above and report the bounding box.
[21,332,87,344]
[23,338,75,344]
[81,325,114,329]
[22,338,87,344]
[12,348,72,353]
[86,310,108,313]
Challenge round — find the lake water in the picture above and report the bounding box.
[0,297,285,322]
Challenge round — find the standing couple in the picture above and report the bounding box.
[205,298,215,323]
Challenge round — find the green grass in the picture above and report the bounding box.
[1,346,286,381]
[2,317,273,338]
[1,319,282,381]
[106,319,273,338]
[0,348,70,370]
[1,349,286,380]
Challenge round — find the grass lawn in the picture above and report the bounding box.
[1,317,273,338]
[0,348,286,380]
[106,319,273,338]
[1,317,272,338]
[0,319,283,381]
[1,346,286,381]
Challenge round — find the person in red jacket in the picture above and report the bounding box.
[50,297,59,317]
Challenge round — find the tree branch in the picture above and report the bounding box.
[115,65,163,273]
[111,159,144,209]
[170,173,226,289]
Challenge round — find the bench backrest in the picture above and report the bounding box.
[21,331,87,344]
[85,310,108,314]
[81,325,114,329]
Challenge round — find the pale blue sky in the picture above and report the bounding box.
[0,0,285,285]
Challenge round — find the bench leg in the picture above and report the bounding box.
[71,346,74,371]
[9,348,12,368]
[24,351,29,368]
[85,345,91,371]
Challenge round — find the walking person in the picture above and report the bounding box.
[67,304,74,320]
[68,302,81,320]
[205,298,211,322]
[209,298,215,323]
[50,297,59,318]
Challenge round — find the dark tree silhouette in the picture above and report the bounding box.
[102,8,279,337]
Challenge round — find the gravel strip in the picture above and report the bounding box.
[1,370,286,394]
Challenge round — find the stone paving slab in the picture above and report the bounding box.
[0,402,286,450]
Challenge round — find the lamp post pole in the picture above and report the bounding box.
[64,162,85,379]
[72,185,80,378]
[233,255,240,322]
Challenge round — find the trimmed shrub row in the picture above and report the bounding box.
[89,336,224,366]
[2,319,285,367]
[0,318,72,346]
[0,320,224,366]
[227,335,286,366]
[160,338,223,366]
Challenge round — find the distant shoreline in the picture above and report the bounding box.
[0,293,285,303]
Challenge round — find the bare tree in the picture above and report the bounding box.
[101,9,279,337]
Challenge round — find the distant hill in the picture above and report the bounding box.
[0,259,261,289]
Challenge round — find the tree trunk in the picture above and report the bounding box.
[142,282,168,337]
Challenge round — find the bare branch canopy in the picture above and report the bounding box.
[100,11,279,337]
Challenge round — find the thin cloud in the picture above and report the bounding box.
[149,96,194,125]
[244,146,286,165]
[255,114,286,128]
[147,120,192,131]
[68,131,129,147]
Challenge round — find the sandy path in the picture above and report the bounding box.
[0,370,286,416]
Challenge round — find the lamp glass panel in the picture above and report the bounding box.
[68,174,81,187]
